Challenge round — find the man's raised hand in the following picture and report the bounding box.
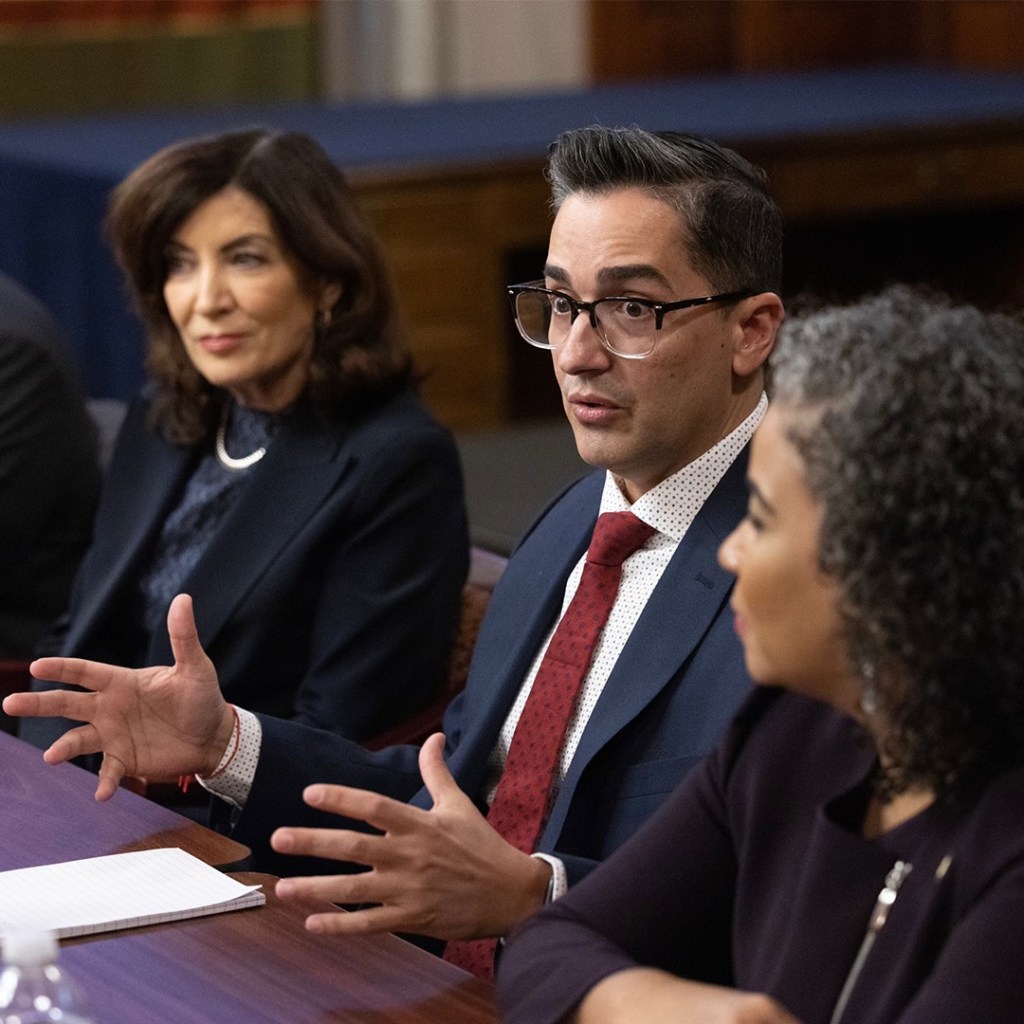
[3,594,234,800]
[271,733,551,940]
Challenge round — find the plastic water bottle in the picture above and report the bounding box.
[0,930,96,1024]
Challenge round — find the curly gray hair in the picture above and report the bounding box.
[771,285,1024,793]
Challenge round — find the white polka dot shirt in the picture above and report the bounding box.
[201,393,767,868]
[485,391,767,805]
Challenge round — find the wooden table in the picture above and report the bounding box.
[0,730,249,871]
[61,874,497,1024]
[3,732,497,1022]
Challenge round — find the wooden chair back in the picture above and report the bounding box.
[365,547,506,750]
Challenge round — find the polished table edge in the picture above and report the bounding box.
[1,729,250,870]
[59,872,498,1023]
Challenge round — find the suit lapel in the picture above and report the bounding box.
[541,448,749,842]
[447,474,600,789]
[147,407,350,662]
[61,429,195,653]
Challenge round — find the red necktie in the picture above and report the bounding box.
[443,511,655,980]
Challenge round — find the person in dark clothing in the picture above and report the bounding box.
[497,286,1024,1024]
[0,272,100,662]
[19,130,468,755]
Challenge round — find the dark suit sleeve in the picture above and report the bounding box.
[0,335,62,541]
[0,333,99,657]
[232,606,487,876]
[284,419,468,739]
[232,712,426,876]
[556,852,600,887]
[0,335,95,561]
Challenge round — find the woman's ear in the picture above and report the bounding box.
[733,293,784,378]
[319,281,343,313]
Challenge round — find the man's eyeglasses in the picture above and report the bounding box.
[507,281,756,360]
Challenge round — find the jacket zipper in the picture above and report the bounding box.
[828,860,913,1024]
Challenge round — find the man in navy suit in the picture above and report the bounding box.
[7,127,784,954]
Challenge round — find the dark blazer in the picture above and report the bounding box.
[0,274,100,658]
[21,389,469,748]
[498,688,1024,1024]
[237,449,752,885]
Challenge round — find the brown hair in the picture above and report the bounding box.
[106,129,413,442]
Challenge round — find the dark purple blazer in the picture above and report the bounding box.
[498,688,1024,1024]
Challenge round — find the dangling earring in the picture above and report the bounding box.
[859,660,879,716]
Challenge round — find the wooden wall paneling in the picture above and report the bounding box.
[358,175,504,428]
[745,125,1024,311]
[588,0,733,81]
[481,172,559,421]
[588,0,932,81]
[356,164,552,429]
[916,0,1024,71]
[588,0,1024,81]
[747,126,1024,222]
[731,0,920,72]
[781,204,1024,311]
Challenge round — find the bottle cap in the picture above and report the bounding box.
[1,929,58,967]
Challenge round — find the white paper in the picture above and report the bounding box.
[0,847,265,938]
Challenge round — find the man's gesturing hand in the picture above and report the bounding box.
[272,732,552,941]
[3,593,235,800]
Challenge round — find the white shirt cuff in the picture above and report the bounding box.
[530,852,568,903]
[196,707,261,809]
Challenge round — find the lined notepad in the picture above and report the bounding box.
[0,848,265,938]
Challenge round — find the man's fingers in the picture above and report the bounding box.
[29,656,107,692]
[2,689,43,717]
[166,594,209,672]
[95,753,129,802]
[271,824,399,869]
[304,905,409,937]
[275,871,392,909]
[42,723,103,765]
[301,782,424,834]
[276,876,419,937]
[6,685,92,723]
[418,732,461,808]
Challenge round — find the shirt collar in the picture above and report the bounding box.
[599,392,767,542]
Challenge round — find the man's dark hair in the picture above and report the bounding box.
[546,126,783,294]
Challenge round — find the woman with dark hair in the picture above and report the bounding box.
[497,285,1024,1023]
[22,130,468,770]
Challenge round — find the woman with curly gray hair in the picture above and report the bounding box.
[497,285,1024,1024]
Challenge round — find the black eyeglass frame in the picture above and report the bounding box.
[507,280,758,358]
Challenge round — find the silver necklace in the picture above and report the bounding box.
[215,407,267,471]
